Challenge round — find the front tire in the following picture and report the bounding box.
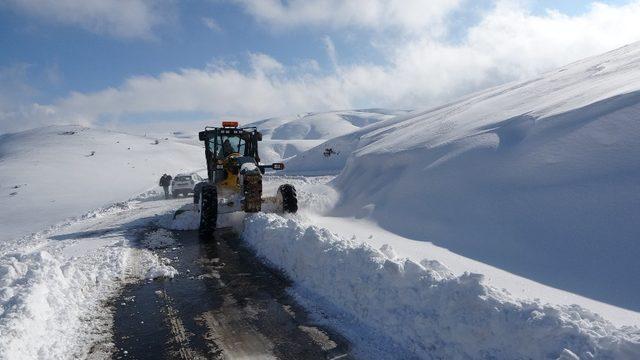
[243,173,262,213]
[199,183,218,239]
[277,184,298,214]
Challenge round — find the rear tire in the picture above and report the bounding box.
[277,184,298,214]
[199,183,218,239]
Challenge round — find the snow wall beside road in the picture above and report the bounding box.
[244,213,640,359]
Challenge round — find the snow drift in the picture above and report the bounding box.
[244,213,640,359]
[288,42,640,311]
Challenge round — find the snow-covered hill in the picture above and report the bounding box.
[3,43,640,359]
[0,125,206,358]
[288,42,640,312]
[245,109,407,163]
[111,109,405,164]
[0,125,203,244]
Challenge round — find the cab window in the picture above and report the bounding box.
[217,135,245,157]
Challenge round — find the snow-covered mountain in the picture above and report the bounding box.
[0,108,402,244]
[111,109,406,164]
[3,42,640,359]
[288,42,640,311]
[0,125,203,244]
[245,109,407,163]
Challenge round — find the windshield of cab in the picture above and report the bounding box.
[210,135,245,158]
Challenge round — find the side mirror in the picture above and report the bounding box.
[258,163,285,172]
[256,132,263,141]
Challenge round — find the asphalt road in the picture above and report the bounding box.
[111,226,352,360]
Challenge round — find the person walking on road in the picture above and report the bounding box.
[159,173,172,199]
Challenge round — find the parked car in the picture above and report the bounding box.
[172,173,203,197]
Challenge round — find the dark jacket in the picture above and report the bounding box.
[159,174,172,187]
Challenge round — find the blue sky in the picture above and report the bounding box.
[1,0,640,132]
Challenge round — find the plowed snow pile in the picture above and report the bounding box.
[288,42,640,312]
[0,200,181,359]
[244,213,640,359]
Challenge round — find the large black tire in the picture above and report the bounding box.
[277,184,298,214]
[193,182,204,203]
[243,173,262,213]
[199,183,218,239]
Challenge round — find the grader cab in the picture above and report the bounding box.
[196,122,297,237]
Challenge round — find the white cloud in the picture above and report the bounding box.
[4,1,640,132]
[231,0,462,33]
[322,35,339,70]
[249,53,285,75]
[41,56,349,125]
[202,17,222,32]
[378,0,640,106]
[2,0,167,39]
[293,59,321,73]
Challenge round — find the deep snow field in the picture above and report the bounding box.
[0,126,203,244]
[1,42,640,359]
[253,175,640,359]
[288,42,640,312]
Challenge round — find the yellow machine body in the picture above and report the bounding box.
[217,153,241,191]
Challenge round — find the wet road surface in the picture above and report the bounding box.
[112,228,352,360]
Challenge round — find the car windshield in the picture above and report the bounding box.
[175,176,191,182]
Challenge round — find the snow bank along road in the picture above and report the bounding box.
[286,42,640,313]
[250,175,640,359]
[0,188,351,359]
[112,221,351,359]
[1,173,639,359]
[0,191,182,358]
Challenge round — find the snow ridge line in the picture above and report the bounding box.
[242,213,640,359]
